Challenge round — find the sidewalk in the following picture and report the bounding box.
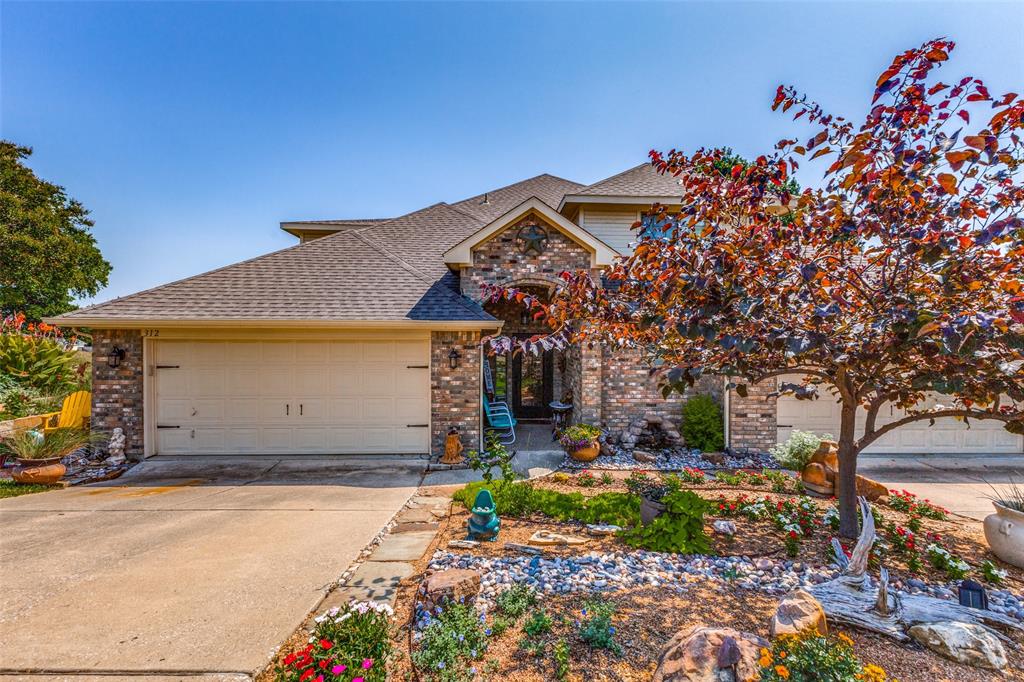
[858,454,1023,520]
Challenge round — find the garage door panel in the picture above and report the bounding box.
[155,338,430,455]
[225,399,259,421]
[775,375,1023,454]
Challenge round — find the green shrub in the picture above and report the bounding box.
[412,602,488,681]
[622,490,710,554]
[0,332,82,394]
[453,481,640,527]
[681,395,724,452]
[553,638,570,681]
[522,609,552,638]
[770,430,831,471]
[758,631,880,682]
[577,597,621,655]
[494,584,536,619]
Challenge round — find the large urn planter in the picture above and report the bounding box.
[984,502,1024,569]
[12,457,66,485]
[559,424,603,463]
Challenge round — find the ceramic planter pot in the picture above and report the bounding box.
[566,440,600,462]
[984,502,1024,569]
[640,495,667,526]
[12,457,66,485]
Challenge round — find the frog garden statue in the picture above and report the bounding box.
[467,489,500,541]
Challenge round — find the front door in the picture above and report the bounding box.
[510,346,554,420]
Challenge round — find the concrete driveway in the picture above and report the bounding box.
[0,457,422,680]
[859,454,1023,520]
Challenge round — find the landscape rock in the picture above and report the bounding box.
[419,569,481,611]
[702,452,725,466]
[712,520,736,536]
[652,625,768,682]
[769,589,827,637]
[908,621,1007,670]
[633,449,657,463]
[855,474,889,502]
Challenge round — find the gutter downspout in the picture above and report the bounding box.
[723,377,731,451]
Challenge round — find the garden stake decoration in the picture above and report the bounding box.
[484,38,1024,539]
[467,488,500,541]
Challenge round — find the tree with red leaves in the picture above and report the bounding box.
[489,39,1024,538]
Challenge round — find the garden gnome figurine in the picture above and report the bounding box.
[440,427,464,465]
[107,428,126,465]
[467,489,500,541]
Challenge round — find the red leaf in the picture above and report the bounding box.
[957,110,970,124]
[937,173,958,195]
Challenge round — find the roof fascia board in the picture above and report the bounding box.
[444,197,620,267]
[43,318,503,331]
[558,194,684,211]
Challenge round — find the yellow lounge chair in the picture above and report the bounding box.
[39,390,92,433]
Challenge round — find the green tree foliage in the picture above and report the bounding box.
[0,141,111,319]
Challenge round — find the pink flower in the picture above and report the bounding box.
[353,678,364,682]
[362,659,373,669]
[331,664,347,674]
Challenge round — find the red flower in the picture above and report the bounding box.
[300,669,315,682]
[319,639,333,650]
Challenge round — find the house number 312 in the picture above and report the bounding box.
[142,329,160,337]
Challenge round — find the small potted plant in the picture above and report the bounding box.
[626,471,683,525]
[559,423,602,462]
[984,480,1024,569]
[2,427,101,485]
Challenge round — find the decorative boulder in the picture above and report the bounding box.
[702,452,725,466]
[420,569,481,612]
[652,626,768,682]
[712,520,737,536]
[799,440,887,501]
[769,589,827,637]
[633,449,657,463]
[908,621,1008,670]
[855,475,889,502]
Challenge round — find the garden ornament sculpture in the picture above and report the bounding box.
[467,489,500,541]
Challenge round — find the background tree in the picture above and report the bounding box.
[0,141,111,319]
[490,39,1024,538]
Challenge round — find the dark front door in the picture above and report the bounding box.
[510,346,554,420]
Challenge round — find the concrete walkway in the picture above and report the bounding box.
[859,454,1023,520]
[0,456,423,680]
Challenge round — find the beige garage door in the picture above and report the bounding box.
[777,382,1023,454]
[153,339,430,455]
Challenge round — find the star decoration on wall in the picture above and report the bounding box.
[516,224,548,257]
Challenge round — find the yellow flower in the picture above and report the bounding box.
[775,664,790,679]
[859,663,887,682]
[837,633,854,646]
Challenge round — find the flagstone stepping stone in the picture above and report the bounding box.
[371,530,436,562]
[529,530,589,546]
[329,561,414,606]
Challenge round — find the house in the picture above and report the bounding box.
[50,164,1024,459]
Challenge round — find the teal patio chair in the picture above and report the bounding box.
[483,393,516,445]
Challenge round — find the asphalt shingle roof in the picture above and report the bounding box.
[53,172,604,324]
[571,163,684,198]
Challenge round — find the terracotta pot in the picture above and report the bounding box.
[567,441,600,462]
[984,502,1024,569]
[640,495,667,526]
[12,457,66,485]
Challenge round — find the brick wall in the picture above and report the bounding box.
[727,377,777,452]
[91,329,145,458]
[431,331,482,459]
[600,348,686,432]
[461,212,596,302]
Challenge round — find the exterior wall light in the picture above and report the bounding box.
[448,348,461,370]
[108,346,126,368]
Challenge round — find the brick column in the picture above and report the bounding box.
[574,342,602,424]
[91,329,145,458]
[431,331,482,459]
[728,377,777,452]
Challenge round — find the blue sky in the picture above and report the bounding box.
[3,1,1022,305]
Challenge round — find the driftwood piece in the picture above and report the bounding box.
[809,498,1023,642]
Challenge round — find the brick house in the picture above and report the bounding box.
[50,164,1023,459]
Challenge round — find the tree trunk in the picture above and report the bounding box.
[837,402,860,539]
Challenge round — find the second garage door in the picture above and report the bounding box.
[153,339,430,455]
[776,382,1023,454]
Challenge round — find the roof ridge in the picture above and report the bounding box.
[574,162,650,193]
[452,172,582,206]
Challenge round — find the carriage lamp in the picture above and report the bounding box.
[958,579,988,610]
[448,348,461,370]
[107,346,126,368]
